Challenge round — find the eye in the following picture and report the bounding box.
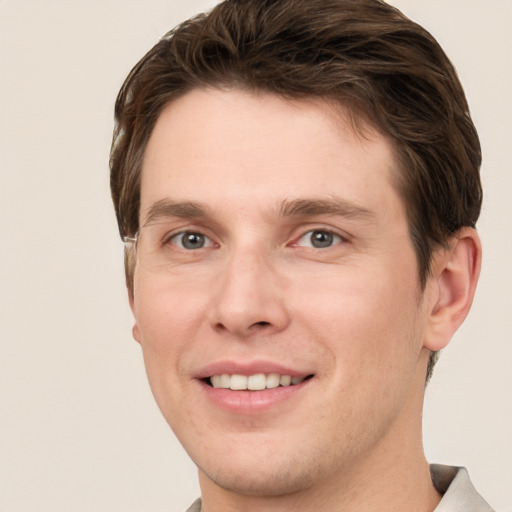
[295,230,343,249]
[170,231,213,250]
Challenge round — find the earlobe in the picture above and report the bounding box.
[128,290,142,345]
[132,322,142,344]
[423,227,482,352]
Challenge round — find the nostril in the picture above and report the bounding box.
[253,321,271,327]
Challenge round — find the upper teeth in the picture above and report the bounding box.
[210,373,305,390]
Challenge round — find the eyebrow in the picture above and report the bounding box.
[278,197,376,222]
[143,199,211,226]
[142,196,376,226]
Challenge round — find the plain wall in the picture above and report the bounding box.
[0,1,510,511]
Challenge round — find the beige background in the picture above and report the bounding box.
[0,1,510,511]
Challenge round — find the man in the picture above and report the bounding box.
[109,1,492,510]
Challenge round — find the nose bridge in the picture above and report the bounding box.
[210,239,289,337]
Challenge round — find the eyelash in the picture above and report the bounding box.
[167,231,215,250]
[163,228,347,251]
[293,229,345,249]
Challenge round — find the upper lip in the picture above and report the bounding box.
[196,360,313,379]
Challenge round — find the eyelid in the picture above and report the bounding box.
[144,220,218,243]
[297,230,343,248]
[166,230,216,249]
[289,225,350,247]
[149,221,350,250]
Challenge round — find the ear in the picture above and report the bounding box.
[128,291,142,345]
[423,227,482,352]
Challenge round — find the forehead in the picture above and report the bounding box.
[140,88,403,222]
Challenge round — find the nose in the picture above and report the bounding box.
[208,245,290,338]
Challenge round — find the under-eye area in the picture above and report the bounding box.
[205,373,315,391]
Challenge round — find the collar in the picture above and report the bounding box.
[431,464,494,511]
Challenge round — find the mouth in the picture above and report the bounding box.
[204,373,314,391]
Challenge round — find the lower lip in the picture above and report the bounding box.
[198,379,311,414]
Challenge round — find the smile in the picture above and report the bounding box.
[209,373,310,390]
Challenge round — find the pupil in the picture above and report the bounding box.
[183,233,204,249]
[311,231,333,248]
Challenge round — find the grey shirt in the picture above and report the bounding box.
[185,465,494,512]
[430,465,494,511]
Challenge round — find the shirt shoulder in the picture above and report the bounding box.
[184,497,202,512]
[431,464,495,512]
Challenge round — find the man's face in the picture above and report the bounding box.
[131,89,434,496]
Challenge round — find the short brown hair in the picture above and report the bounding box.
[110,0,482,379]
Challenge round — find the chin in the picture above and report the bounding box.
[200,462,317,497]
[194,436,337,498]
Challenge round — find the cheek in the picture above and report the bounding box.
[132,280,206,431]
[131,273,207,397]
[292,261,423,376]
[134,270,204,341]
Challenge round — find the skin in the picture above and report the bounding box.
[130,89,481,512]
